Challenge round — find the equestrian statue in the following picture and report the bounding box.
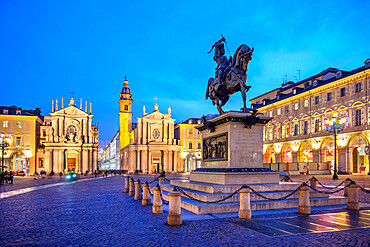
[206,37,254,114]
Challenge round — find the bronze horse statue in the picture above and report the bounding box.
[206,41,254,114]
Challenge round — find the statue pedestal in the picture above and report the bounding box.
[190,111,279,185]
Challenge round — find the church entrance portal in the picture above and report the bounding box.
[67,158,76,172]
[151,157,162,173]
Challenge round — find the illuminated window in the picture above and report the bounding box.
[17,122,21,128]
[304,99,309,108]
[286,125,290,137]
[269,111,273,117]
[189,129,193,135]
[277,108,281,115]
[2,121,8,128]
[277,127,281,139]
[268,128,273,140]
[3,109,8,114]
[16,110,21,115]
[294,103,299,110]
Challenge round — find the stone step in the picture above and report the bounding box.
[169,179,306,194]
[161,190,347,215]
[160,184,328,203]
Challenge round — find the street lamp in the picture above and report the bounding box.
[322,111,349,179]
[0,133,13,172]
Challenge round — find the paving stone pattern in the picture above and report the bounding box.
[0,176,369,246]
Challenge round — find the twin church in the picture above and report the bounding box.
[118,78,181,173]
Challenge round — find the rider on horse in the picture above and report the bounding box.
[208,37,230,90]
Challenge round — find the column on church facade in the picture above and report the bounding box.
[78,151,82,173]
[89,149,93,173]
[173,151,178,173]
[164,123,168,144]
[163,150,169,172]
[148,151,152,174]
[53,119,59,142]
[136,150,141,171]
[168,150,173,172]
[141,150,148,173]
[93,149,98,172]
[83,119,88,143]
[53,150,60,173]
[143,121,147,144]
[169,123,174,145]
[129,149,136,173]
[59,118,64,142]
[82,149,89,173]
[45,150,52,173]
[137,119,142,144]
[60,149,65,173]
[88,118,92,143]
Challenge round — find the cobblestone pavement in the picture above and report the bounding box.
[1,176,369,246]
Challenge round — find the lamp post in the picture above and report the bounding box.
[0,133,13,172]
[323,111,349,179]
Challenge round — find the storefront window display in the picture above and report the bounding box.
[301,144,313,162]
[282,146,292,163]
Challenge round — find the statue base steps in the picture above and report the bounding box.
[160,180,347,215]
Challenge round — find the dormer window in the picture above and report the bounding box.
[293,89,297,94]
[197,120,201,124]
[3,109,8,114]
[365,59,370,68]
[16,110,21,115]
[313,80,318,87]
[336,71,342,79]
[189,120,192,124]
[304,82,310,88]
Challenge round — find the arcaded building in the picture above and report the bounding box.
[251,59,370,174]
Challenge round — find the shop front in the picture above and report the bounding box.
[282,146,292,163]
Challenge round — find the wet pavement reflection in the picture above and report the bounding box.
[233,210,370,237]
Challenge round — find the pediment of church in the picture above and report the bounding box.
[142,111,173,121]
[52,106,89,117]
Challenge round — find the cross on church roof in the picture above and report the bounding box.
[70,90,76,98]
[154,96,158,104]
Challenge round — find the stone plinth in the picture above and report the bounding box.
[191,111,279,185]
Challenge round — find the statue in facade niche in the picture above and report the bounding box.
[206,37,254,114]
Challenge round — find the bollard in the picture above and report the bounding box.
[309,177,317,189]
[239,188,251,219]
[152,185,163,213]
[129,178,134,196]
[298,184,311,215]
[167,190,182,226]
[158,177,164,185]
[134,179,142,200]
[124,176,130,193]
[347,182,359,210]
[142,182,151,206]
[344,178,352,197]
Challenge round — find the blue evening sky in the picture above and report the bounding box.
[1,0,369,144]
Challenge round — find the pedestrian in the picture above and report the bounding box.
[4,171,9,184]
[9,171,14,184]
[94,170,97,178]
[0,171,4,184]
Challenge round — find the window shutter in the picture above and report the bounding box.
[368,106,370,124]
[361,108,364,125]
[311,118,315,133]
[319,117,322,132]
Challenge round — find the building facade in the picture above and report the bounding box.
[174,118,203,172]
[39,97,99,174]
[98,131,120,170]
[251,59,370,174]
[119,78,181,173]
[0,106,43,174]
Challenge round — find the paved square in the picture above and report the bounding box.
[0,175,369,246]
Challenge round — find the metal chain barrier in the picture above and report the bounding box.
[357,184,370,193]
[305,182,352,194]
[173,185,246,204]
[164,177,171,183]
[159,188,169,205]
[148,175,160,184]
[280,175,294,182]
[314,178,345,189]
[244,184,304,201]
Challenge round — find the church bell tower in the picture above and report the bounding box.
[119,76,133,150]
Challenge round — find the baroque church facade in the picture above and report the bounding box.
[39,97,99,174]
[119,78,181,173]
